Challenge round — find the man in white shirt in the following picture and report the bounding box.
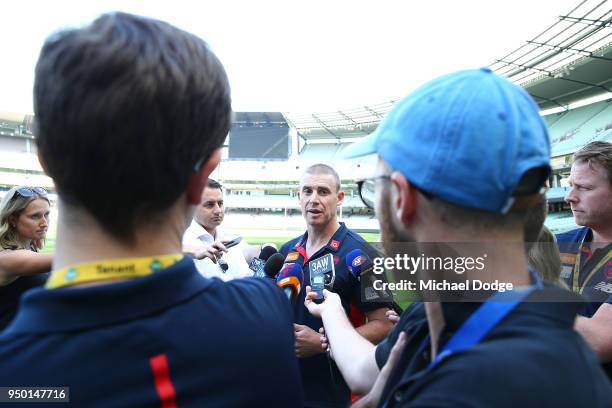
[183,179,257,281]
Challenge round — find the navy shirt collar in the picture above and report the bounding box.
[293,222,349,254]
[5,257,211,334]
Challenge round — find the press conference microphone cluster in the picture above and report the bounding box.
[249,246,282,278]
[346,249,403,314]
[276,263,304,302]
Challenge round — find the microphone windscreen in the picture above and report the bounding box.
[259,246,278,261]
[264,253,286,279]
[276,263,304,296]
[345,249,373,278]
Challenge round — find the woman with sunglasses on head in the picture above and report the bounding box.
[0,186,53,330]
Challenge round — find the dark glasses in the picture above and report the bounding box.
[15,187,48,198]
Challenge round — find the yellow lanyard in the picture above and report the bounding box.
[46,254,183,289]
[572,243,612,294]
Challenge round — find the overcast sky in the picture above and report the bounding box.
[0,0,580,114]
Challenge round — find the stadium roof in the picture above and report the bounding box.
[282,101,395,140]
[491,0,612,111]
[284,0,612,140]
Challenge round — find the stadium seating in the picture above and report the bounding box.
[546,100,612,156]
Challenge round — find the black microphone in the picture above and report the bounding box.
[263,253,286,279]
[249,246,279,278]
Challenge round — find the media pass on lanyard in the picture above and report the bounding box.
[310,253,335,303]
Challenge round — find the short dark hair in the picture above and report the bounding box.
[207,179,223,190]
[34,12,231,240]
[573,141,612,184]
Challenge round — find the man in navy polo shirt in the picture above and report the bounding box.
[280,163,393,407]
[305,69,612,407]
[0,13,302,407]
[558,140,612,378]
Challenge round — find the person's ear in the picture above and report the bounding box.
[390,171,418,225]
[186,149,221,205]
[336,190,345,206]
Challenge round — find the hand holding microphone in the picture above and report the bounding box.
[185,237,241,262]
[303,285,342,318]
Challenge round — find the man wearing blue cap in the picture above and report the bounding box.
[306,68,612,407]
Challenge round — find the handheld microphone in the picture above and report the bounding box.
[276,263,304,301]
[263,253,286,279]
[249,246,279,278]
[346,249,400,311]
[309,253,335,304]
[346,249,373,282]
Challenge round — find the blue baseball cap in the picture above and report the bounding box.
[343,68,551,213]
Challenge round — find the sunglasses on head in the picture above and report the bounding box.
[15,187,48,198]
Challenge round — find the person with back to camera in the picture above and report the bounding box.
[0,12,302,407]
[0,186,52,330]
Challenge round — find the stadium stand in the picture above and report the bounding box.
[548,100,612,156]
[0,0,609,237]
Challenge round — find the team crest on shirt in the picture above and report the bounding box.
[333,255,340,265]
[330,240,340,250]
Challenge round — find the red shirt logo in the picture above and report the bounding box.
[330,240,340,250]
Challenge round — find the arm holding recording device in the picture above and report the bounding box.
[304,286,382,394]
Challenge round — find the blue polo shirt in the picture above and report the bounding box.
[376,286,612,407]
[556,227,612,318]
[280,222,391,408]
[0,257,303,407]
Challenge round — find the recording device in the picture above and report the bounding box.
[276,263,304,301]
[222,236,242,249]
[263,253,286,279]
[346,249,401,312]
[249,246,279,278]
[213,237,242,273]
[309,253,335,304]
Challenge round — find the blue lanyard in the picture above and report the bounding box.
[430,286,536,368]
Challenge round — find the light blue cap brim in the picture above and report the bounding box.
[341,132,379,159]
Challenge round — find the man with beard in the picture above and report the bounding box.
[305,68,612,407]
[557,141,612,378]
[279,163,394,408]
